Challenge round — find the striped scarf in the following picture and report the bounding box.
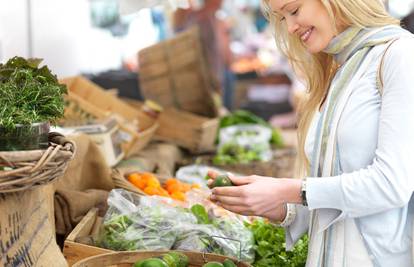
[307,25,410,267]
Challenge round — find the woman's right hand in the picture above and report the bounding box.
[206,170,294,222]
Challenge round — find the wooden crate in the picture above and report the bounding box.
[138,27,219,118]
[64,208,251,267]
[124,99,219,154]
[73,251,251,267]
[60,76,159,157]
[156,108,219,154]
[63,208,110,266]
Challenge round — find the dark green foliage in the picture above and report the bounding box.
[246,219,308,267]
[0,56,67,132]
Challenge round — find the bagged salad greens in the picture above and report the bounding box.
[97,189,255,263]
[214,124,272,165]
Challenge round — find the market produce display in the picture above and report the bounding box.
[246,219,308,267]
[97,189,255,263]
[218,110,284,148]
[132,251,238,267]
[133,251,189,267]
[127,172,201,201]
[214,124,273,165]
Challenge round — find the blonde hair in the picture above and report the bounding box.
[261,0,399,178]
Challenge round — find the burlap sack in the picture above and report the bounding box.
[53,133,114,237]
[54,133,114,192]
[54,189,108,236]
[0,187,67,267]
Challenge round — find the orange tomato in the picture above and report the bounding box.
[144,186,159,196]
[128,173,146,189]
[141,172,156,181]
[159,188,170,197]
[147,176,161,188]
[135,178,147,190]
[170,191,186,201]
[166,183,182,194]
[165,178,179,187]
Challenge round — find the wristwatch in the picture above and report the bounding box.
[301,179,308,206]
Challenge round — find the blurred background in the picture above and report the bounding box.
[1,0,413,127]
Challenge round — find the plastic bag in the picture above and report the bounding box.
[97,189,196,251]
[172,205,255,263]
[215,124,272,164]
[97,189,255,263]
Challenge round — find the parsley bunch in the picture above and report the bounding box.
[0,57,67,132]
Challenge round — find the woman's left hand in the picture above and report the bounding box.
[209,172,302,220]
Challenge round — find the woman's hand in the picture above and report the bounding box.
[208,171,302,221]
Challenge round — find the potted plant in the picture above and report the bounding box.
[0,56,67,151]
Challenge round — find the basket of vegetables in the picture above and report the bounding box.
[72,250,251,267]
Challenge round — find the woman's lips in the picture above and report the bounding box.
[301,27,314,42]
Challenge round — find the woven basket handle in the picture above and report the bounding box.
[48,132,76,153]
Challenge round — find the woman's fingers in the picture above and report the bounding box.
[228,174,253,186]
[212,185,245,197]
[219,203,254,216]
[210,194,243,206]
[207,170,219,179]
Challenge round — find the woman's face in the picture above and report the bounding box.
[270,0,342,53]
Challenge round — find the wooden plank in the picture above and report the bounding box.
[63,241,111,267]
[66,208,98,242]
[63,208,111,266]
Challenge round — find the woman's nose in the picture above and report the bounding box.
[286,19,299,35]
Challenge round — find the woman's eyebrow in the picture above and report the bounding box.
[279,0,298,12]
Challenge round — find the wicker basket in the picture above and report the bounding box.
[73,251,251,267]
[0,132,76,193]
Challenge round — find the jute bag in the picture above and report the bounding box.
[0,187,68,267]
[0,133,75,267]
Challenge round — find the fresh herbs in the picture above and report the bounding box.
[246,219,308,267]
[0,56,67,132]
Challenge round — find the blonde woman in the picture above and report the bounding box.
[208,0,414,266]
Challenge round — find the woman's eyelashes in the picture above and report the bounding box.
[279,8,299,21]
[290,8,299,16]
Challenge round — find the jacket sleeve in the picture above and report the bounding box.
[305,37,414,231]
[285,204,310,250]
